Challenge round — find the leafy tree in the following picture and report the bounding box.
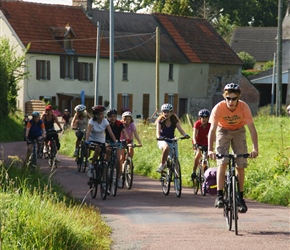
[0,38,29,119]
[237,51,256,70]
[264,60,274,70]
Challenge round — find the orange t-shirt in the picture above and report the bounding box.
[209,100,253,130]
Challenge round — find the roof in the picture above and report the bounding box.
[230,27,277,62]
[248,68,288,84]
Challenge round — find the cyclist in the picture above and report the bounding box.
[23,114,30,141]
[71,104,91,157]
[41,105,62,160]
[62,109,71,131]
[208,83,258,213]
[86,105,117,177]
[191,109,211,180]
[25,111,45,162]
[105,108,130,187]
[156,103,189,172]
[120,111,142,161]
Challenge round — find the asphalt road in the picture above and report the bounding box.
[1,141,289,250]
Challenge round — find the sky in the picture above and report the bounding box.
[23,0,72,5]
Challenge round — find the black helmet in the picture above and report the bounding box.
[92,105,106,115]
[224,83,241,94]
[107,108,117,116]
[198,109,210,117]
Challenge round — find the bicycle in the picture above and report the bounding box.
[120,143,141,190]
[192,145,210,196]
[26,137,43,171]
[216,153,249,235]
[74,128,88,173]
[87,142,109,200]
[46,129,61,169]
[158,135,190,198]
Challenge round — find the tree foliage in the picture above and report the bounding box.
[0,38,29,119]
[237,51,256,70]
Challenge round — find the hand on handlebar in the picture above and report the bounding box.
[208,150,216,160]
[249,150,258,159]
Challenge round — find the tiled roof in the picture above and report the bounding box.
[230,27,277,62]
[0,1,108,56]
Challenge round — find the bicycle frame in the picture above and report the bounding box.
[46,129,61,169]
[75,128,88,173]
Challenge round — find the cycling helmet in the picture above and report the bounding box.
[161,103,173,112]
[198,109,210,117]
[64,109,69,112]
[45,104,52,110]
[32,111,40,117]
[92,105,106,115]
[224,83,241,94]
[107,108,118,116]
[74,104,86,113]
[122,111,132,118]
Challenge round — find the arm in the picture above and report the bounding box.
[71,114,77,129]
[247,123,258,158]
[192,127,198,144]
[86,123,92,141]
[176,122,188,137]
[208,123,217,159]
[156,120,161,138]
[106,125,117,142]
[54,115,62,130]
[122,128,130,140]
[133,130,142,146]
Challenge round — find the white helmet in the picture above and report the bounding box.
[122,111,132,118]
[161,103,173,112]
[74,104,86,112]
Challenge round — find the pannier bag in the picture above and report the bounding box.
[203,167,217,195]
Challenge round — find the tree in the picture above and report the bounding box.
[237,51,256,70]
[0,38,29,119]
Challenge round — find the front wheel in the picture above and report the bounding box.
[224,182,232,231]
[161,166,171,195]
[173,159,182,198]
[80,143,88,173]
[100,162,108,200]
[110,159,119,197]
[124,157,133,190]
[89,168,98,198]
[233,176,238,235]
[192,167,200,195]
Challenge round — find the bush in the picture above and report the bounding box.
[238,51,256,70]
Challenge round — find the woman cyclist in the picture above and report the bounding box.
[191,109,211,180]
[71,104,91,157]
[86,105,117,177]
[156,103,189,173]
[25,111,45,163]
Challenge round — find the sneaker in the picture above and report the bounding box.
[238,199,248,213]
[87,165,94,178]
[73,149,78,157]
[191,172,197,181]
[156,163,166,173]
[214,196,224,208]
[118,177,123,188]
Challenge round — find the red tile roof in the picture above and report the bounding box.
[0,1,109,57]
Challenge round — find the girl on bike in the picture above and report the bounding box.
[191,109,211,180]
[62,109,71,132]
[86,105,117,177]
[120,111,142,160]
[71,104,91,157]
[25,111,45,162]
[208,83,258,213]
[41,105,62,160]
[155,103,189,173]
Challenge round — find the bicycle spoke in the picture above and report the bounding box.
[173,160,182,198]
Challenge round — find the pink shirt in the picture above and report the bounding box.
[209,100,253,130]
[120,122,136,141]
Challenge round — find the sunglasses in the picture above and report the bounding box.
[226,96,238,101]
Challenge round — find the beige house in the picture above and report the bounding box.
[0,1,254,118]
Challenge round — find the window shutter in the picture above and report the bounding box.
[90,63,93,81]
[36,60,40,80]
[74,56,78,79]
[78,63,82,81]
[164,93,169,103]
[117,94,122,114]
[98,95,103,105]
[47,61,50,80]
[60,56,65,79]
[129,94,133,112]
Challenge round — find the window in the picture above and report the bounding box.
[78,62,93,81]
[164,93,178,112]
[122,63,128,80]
[36,60,50,80]
[60,56,78,79]
[64,39,73,50]
[117,93,133,114]
[168,64,174,80]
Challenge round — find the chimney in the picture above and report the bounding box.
[72,0,92,18]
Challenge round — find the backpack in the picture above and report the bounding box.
[203,167,217,195]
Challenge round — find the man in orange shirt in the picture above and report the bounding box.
[208,83,258,213]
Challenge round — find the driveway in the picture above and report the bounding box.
[1,142,289,250]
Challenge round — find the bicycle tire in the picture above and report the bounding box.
[124,157,133,190]
[192,167,200,195]
[51,141,57,169]
[200,167,206,196]
[76,146,82,172]
[173,159,182,198]
[224,181,233,231]
[80,142,87,173]
[161,166,171,195]
[100,162,108,200]
[233,176,238,235]
[89,168,98,198]
[110,158,119,197]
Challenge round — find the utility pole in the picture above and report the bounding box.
[155,27,160,113]
[94,21,100,105]
[109,0,114,108]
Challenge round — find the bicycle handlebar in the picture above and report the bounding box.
[216,153,250,159]
[156,135,190,142]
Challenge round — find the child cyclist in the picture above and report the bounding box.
[86,105,117,177]
[156,103,190,173]
[191,109,211,180]
[120,111,142,160]
[105,108,130,187]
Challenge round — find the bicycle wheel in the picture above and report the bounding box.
[192,167,200,195]
[80,143,87,173]
[173,159,182,198]
[89,167,98,198]
[200,167,206,196]
[76,146,82,172]
[100,162,108,200]
[110,158,119,197]
[161,166,171,195]
[124,157,133,190]
[233,176,238,235]
[224,181,233,231]
[51,141,57,169]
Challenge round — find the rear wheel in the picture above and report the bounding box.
[100,162,108,200]
[110,158,119,196]
[233,176,238,235]
[124,157,134,189]
[200,167,206,196]
[192,167,200,195]
[89,168,98,198]
[173,159,182,198]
